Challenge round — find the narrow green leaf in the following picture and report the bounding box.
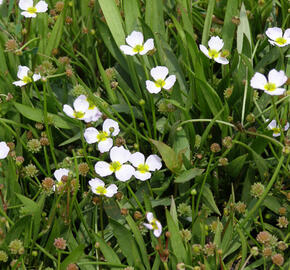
[145,0,165,38]
[60,245,85,270]
[201,0,215,45]
[237,3,252,54]
[202,185,221,215]
[174,168,204,183]
[226,154,248,178]
[124,0,141,33]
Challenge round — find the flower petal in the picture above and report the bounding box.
[264,88,285,96]
[199,45,210,59]
[19,0,33,10]
[106,184,118,197]
[73,95,89,112]
[146,212,154,222]
[13,80,27,87]
[163,75,176,90]
[140,38,154,55]
[35,1,48,12]
[89,178,105,189]
[129,152,145,168]
[84,127,99,144]
[0,142,10,159]
[146,80,161,94]
[143,223,153,230]
[284,122,289,131]
[134,170,151,181]
[146,155,162,171]
[153,220,162,237]
[208,36,224,51]
[126,31,144,47]
[94,161,112,177]
[17,65,30,80]
[110,146,131,164]
[115,164,135,182]
[54,168,69,182]
[120,45,137,56]
[150,66,168,81]
[266,27,283,41]
[214,56,229,65]
[103,119,120,136]
[32,74,41,81]
[63,104,74,118]
[283,29,290,39]
[21,11,37,17]
[268,69,287,87]
[250,72,267,90]
[98,138,113,153]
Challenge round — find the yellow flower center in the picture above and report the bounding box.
[272,127,281,134]
[275,37,286,45]
[137,164,149,174]
[27,6,37,14]
[110,161,122,172]
[95,186,107,195]
[208,49,219,59]
[154,79,165,88]
[22,76,32,84]
[150,219,158,230]
[264,82,276,91]
[97,131,109,142]
[133,44,144,53]
[73,111,85,119]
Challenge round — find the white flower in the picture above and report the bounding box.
[89,178,118,197]
[120,31,154,56]
[13,65,41,87]
[266,119,289,137]
[143,212,162,237]
[250,69,287,96]
[53,168,69,191]
[77,95,102,123]
[199,36,229,65]
[129,152,162,181]
[63,95,90,120]
[84,119,120,153]
[0,0,3,5]
[265,27,290,47]
[94,146,135,182]
[0,142,10,159]
[145,66,176,94]
[19,0,48,18]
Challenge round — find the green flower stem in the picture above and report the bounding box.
[194,153,214,221]
[43,146,52,175]
[43,83,58,170]
[191,192,195,232]
[146,181,154,198]
[117,86,139,149]
[241,68,248,126]
[69,150,80,217]
[140,103,152,138]
[179,118,235,128]
[45,72,66,79]
[126,182,145,214]
[0,207,14,225]
[57,250,61,270]
[100,196,104,239]
[77,261,128,267]
[240,155,284,228]
[163,261,169,270]
[127,57,142,98]
[19,37,40,51]
[35,243,57,262]
[271,96,284,143]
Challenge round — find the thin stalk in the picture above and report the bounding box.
[100,196,104,239]
[179,118,235,128]
[57,250,61,270]
[140,103,152,138]
[43,146,51,175]
[126,182,145,214]
[271,96,284,143]
[163,261,169,270]
[195,153,214,221]
[241,68,248,126]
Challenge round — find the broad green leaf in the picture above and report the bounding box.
[237,228,247,268]
[237,3,252,54]
[170,196,178,226]
[60,245,85,270]
[226,154,248,178]
[145,0,165,38]
[174,168,204,183]
[98,0,125,47]
[202,185,221,215]
[263,196,281,215]
[124,0,141,33]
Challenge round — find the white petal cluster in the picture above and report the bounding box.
[84,119,120,153]
[266,119,289,137]
[146,66,176,94]
[89,178,118,197]
[120,31,154,56]
[143,212,162,237]
[129,152,162,181]
[95,146,135,182]
[63,95,102,122]
[13,66,41,87]
[250,69,287,96]
[0,142,10,159]
[199,36,229,65]
[53,168,69,191]
[266,27,290,47]
[19,0,48,18]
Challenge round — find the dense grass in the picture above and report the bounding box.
[0,0,289,269]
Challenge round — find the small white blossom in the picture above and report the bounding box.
[146,66,176,94]
[53,168,69,191]
[19,0,48,18]
[265,27,290,47]
[77,95,102,123]
[84,119,120,153]
[89,178,118,197]
[199,36,229,65]
[266,119,289,137]
[13,66,41,87]
[63,95,90,120]
[143,212,162,237]
[0,0,3,5]
[250,69,287,96]
[0,142,10,159]
[129,152,162,181]
[120,31,154,56]
[94,146,135,182]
